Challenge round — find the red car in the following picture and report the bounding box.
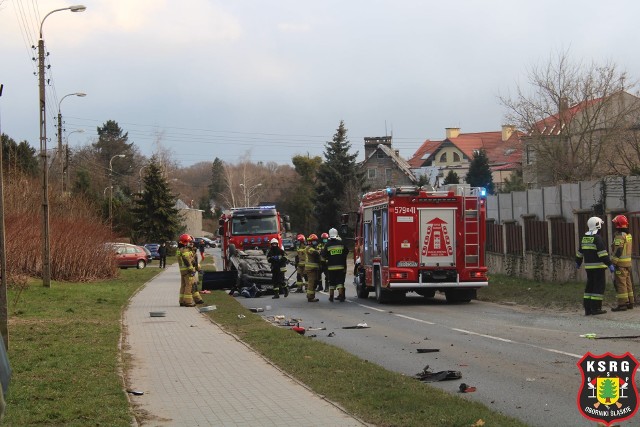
[112,243,148,269]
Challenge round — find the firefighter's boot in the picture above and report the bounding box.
[329,289,334,302]
[272,288,280,299]
[337,288,346,302]
[583,299,592,316]
[307,292,319,302]
[283,285,289,297]
[627,302,634,309]
[591,300,607,315]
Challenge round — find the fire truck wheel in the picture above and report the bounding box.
[356,281,369,299]
[374,272,388,304]
[444,289,474,304]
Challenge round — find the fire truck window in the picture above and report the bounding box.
[381,209,388,266]
[363,222,372,264]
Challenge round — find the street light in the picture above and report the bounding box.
[109,154,126,230]
[57,92,86,192]
[63,129,84,193]
[38,4,86,288]
[239,183,262,207]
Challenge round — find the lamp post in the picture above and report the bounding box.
[63,129,84,193]
[109,154,125,230]
[57,92,85,193]
[239,183,262,207]
[39,4,86,288]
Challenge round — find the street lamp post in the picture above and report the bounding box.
[57,92,86,193]
[109,154,126,230]
[63,129,84,193]
[239,183,262,207]
[38,4,86,288]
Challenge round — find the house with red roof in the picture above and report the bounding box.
[407,126,523,190]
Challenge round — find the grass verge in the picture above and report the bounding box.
[4,267,160,427]
[203,290,528,427]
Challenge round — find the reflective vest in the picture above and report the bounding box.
[611,231,632,267]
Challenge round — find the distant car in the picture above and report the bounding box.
[194,237,215,248]
[282,238,295,251]
[110,243,148,269]
[168,241,178,250]
[144,243,161,260]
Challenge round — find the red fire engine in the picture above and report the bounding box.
[343,184,488,303]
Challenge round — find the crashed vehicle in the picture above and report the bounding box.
[202,205,290,291]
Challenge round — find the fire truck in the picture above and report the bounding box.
[343,184,488,304]
[213,205,290,288]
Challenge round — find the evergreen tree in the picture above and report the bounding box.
[500,168,526,193]
[1,134,38,176]
[314,121,363,232]
[465,149,495,194]
[208,157,225,201]
[443,170,460,185]
[131,156,182,242]
[93,120,135,183]
[279,154,322,234]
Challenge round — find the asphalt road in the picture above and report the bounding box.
[209,248,640,427]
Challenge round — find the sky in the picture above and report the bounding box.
[1,0,639,167]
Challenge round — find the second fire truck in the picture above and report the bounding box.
[343,184,488,303]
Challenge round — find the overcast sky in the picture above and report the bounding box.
[1,1,639,167]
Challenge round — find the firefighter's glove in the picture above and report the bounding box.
[609,264,616,273]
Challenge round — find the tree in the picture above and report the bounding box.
[208,157,225,202]
[279,154,322,234]
[443,170,460,185]
[1,134,38,177]
[465,149,494,194]
[93,120,137,185]
[500,50,640,186]
[314,121,364,232]
[500,168,527,193]
[130,156,182,243]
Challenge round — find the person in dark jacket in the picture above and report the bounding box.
[158,242,167,269]
[267,238,289,299]
[322,228,349,302]
[576,217,614,315]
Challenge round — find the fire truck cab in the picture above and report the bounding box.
[344,184,488,304]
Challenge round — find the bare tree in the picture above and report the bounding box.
[500,50,640,186]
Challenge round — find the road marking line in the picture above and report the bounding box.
[354,303,386,312]
[452,328,514,343]
[393,314,436,325]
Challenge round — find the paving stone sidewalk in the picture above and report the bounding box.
[123,264,366,427]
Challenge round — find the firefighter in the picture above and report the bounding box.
[610,214,634,311]
[267,238,289,299]
[294,234,307,293]
[322,228,349,302]
[190,243,205,304]
[177,234,197,307]
[317,232,329,292]
[576,217,614,315]
[304,234,321,302]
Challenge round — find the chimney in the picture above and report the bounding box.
[364,136,392,159]
[501,125,515,141]
[559,97,569,113]
[445,127,460,139]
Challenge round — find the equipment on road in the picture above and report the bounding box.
[342,184,488,304]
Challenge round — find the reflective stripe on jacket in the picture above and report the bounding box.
[576,233,611,269]
[611,231,632,267]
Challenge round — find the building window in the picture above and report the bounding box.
[525,145,533,165]
[439,153,447,163]
[376,151,386,159]
[368,168,376,179]
[385,168,392,182]
[453,152,460,162]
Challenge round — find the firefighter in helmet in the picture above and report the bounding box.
[610,214,634,311]
[294,234,307,293]
[317,232,330,292]
[177,234,198,307]
[576,217,614,315]
[189,241,205,304]
[322,228,349,302]
[304,234,321,302]
[267,238,289,299]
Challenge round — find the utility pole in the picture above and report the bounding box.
[0,84,8,349]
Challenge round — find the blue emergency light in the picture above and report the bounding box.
[480,187,487,197]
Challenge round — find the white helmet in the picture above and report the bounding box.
[587,217,603,235]
[269,238,278,245]
[329,228,338,239]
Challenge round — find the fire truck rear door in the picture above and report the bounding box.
[419,208,456,267]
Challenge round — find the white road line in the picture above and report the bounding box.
[352,300,584,359]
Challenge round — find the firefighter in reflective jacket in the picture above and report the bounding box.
[611,214,634,311]
[304,234,321,302]
[294,234,307,293]
[576,217,614,315]
[317,232,329,292]
[267,238,289,299]
[177,234,197,307]
[322,228,349,302]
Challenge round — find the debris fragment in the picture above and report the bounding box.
[127,389,144,396]
[342,323,369,329]
[471,419,485,426]
[415,365,462,382]
[459,383,476,392]
[416,348,439,353]
[237,314,246,319]
[327,332,335,337]
[249,307,264,313]
[149,311,166,317]
[292,326,306,335]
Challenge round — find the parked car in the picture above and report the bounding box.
[194,237,215,248]
[282,238,295,251]
[110,243,149,269]
[144,243,161,260]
